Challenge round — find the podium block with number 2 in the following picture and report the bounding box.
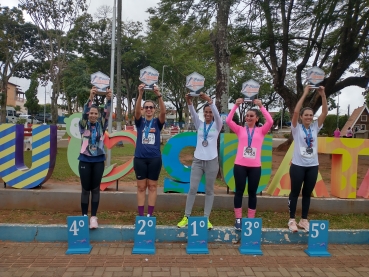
[186,217,209,254]
[66,216,92,255]
[132,216,156,255]
[305,220,331,257]
[239,218,263,255]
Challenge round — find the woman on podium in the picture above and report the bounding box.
[226,98,273,230]
[78,86,111,229]
[134,83,166,217]
[287,85,327,232]
[177,92,223,230]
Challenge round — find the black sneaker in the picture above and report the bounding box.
[234,218,241,231]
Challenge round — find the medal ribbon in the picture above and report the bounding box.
[203,121,214,141]
[302,125,312,148]
[144,118,153,140]
[246,126,256,148]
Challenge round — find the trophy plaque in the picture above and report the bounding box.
[186,72,205,96]
[241,79,260,102]
[306,67,325,89]
[91,71,110,95]
[139,66,159,90]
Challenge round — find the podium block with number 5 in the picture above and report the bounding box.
[132,216,156,255]
[239,218,263,255]
[66,216,92,255]
[305,220,331,257]
[186,217,209,254]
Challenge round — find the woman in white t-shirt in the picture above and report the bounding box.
[177,92,223,230]
[288,85,328,232]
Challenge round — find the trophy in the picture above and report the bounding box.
[241,79,260,102]
[139,66,159,91]
[306,67,325,89]
[186,72,205,96]
[91,71,110,95]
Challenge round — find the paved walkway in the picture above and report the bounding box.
[0,242,368,276]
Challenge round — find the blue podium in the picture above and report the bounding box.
[186,217,209,254]
[132,216,156,254]
[305,220,331,257]
[239,218,263,255]
[66,216,92,255]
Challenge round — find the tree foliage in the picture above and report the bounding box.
[24,72,40,116]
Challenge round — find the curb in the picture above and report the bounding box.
[1,224,368,244]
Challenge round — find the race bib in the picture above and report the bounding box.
[142,133,155,145]
[300,147,315,158]
[243,147,257,159]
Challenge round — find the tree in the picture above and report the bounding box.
[0,6,41,123]
[24,72,40,117]
[19,0,88,124]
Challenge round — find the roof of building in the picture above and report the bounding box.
[341,105,369,136]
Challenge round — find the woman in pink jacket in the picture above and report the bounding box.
[226,98,273,230]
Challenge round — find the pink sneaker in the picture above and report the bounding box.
[90,216,98,229]
[298,219,309,232]
[288,219,298,232]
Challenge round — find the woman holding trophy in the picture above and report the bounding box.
[287,85,327,232]
[134,83,166,217]
[78,86,112,229]
[177,92,223,230]
[226,98,273,230]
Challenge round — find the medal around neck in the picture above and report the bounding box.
[306,67,325,89]
[139,66,159,91]
[202,140,208,147]
[241,79,260,102]
[91,71,110,95]
[186,72,205,97]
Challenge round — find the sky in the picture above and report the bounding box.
[1,0,366,117]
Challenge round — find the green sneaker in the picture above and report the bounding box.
[177,216,188,228]
[207,220,213,230]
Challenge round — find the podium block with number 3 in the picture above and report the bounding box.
[305,220,331,257]
[239,218,263,255]
[66,216,92,255]
[132,216,156,255]
[186,217,209,254]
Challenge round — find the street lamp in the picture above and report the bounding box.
[161,65,168,93]
[336,91,341,128]
[280,98,283,130]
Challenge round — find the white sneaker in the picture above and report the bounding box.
[90,216,98,229]
[288,219,298,232]
[298,219,309,232]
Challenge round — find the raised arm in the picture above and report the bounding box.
[254,99,273,134]
[101,89,112,131]
[134,83,145,120]
[292,85,310,128]
[317,86,328,128]
[186,93,201,129]
[80,86,96,130]
[226,98,243,133]
[153,85,166,124]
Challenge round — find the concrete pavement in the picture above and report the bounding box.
[0,242,368,277]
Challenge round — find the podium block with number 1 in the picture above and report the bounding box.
[186,217,209,254]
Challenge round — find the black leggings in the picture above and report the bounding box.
[79,161,105,216]
[288,163,319,219]
[233,164,261,209]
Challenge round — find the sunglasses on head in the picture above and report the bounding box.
[144,106,154,110]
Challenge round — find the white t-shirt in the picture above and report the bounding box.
[189,103,223,160]
[291,121,322,167]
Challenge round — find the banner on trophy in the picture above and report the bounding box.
[91,71,110,94]
[306,67,325,89]
[139,66,159,91]
[186,72,205,96]
[241,79,260,102]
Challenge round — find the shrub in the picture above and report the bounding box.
[283,133,290,139]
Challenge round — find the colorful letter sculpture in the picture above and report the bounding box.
[64,113,137,190]
[220,133,273,194]
[305,220,331,257]
[186,216,209,254]
[162,132,206,193]
[66,216,92,255]
[0,124,57,188]
[268,137,369,199]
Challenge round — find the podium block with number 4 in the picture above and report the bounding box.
[186,217,209,254]
[66,216,92,255]
[239,218,263,255]
[305,220,331,257]
[132,216,156,255]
